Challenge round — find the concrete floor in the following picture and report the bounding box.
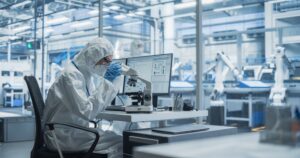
[0,141,33,158]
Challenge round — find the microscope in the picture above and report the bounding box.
[121,64,153,113]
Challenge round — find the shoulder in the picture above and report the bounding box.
[61,63,85,81]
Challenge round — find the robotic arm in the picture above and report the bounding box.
[210,52,242,106]
[269,47,288,106]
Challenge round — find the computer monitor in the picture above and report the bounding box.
[124,54,173,95]
[112,58,127,93]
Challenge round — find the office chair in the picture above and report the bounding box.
[24,76,107,158]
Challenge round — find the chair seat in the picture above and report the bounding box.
[34,147,108,158]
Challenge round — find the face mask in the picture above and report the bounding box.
[92,64,107,76]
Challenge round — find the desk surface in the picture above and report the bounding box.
[97,110,208,122]
[134,133,300,158]
[0,111,31,118]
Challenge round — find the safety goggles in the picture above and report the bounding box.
[97,56,113,66]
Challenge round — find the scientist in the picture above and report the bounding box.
[43,37,124,158]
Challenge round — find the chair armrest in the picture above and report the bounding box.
[89,120,98,128]
[46,122,99,158]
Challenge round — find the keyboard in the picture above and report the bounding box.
[105,105,125,111]
[152,124,209,134]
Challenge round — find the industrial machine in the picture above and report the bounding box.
[209,52,242,107]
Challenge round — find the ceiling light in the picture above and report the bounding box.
[103,7,110,12]
[70,21,92,28]
[135,11,145,16]
[114,14,126,20]
[47,17,69,25]
[13,26,30,32]
[88,9,110,15]
[174,1,196,9]
[10,0,32,9]
[88,10,98,15]
[103,26,112,30]
[110,5,120,10]
[9,36,20,40]
[203,0,215,4]
[213,5,243,12]
[50,35,64,40]
[127,12,135,17]
[71,31,85,36]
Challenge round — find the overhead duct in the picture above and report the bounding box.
[274,0,300,12]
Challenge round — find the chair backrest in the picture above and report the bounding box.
[24,76,46,151]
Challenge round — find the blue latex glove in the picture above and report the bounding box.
[104,62,122,82]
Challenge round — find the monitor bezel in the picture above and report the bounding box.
[123,53,173,95]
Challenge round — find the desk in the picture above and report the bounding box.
[124,125,237,157]
[134,133,300,158]
[97,111,208,123]
[0,112,34,142]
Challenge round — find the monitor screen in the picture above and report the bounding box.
[244,69,255,78]
[124,54,173,95]
[112,58,127,94]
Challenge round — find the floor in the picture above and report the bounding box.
[0,141,33,158]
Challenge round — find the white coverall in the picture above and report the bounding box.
[43,38,123,158]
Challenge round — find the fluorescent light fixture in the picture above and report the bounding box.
[50,35,64,40]
[123,21,143,26]
[135,11,145,16]
[103,26,112,30]
[46,28,54,33]
[47,17,69,25]
[174,1,196,9]
[89,10,110,18]
[110,5,120,10]
[103,7,110,12]
[70,21,92,28]
[175,0,215,9]
[13,26,30,32]
[114,14,126,20]
[203,0,215,4]
[88,10,98,15]
[127,12,135,17]
[88,9,110,15]
[71,31,85,36]
[213,5,243,12]
[9,36,20,40]
[10,0,32,9]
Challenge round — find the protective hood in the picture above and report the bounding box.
[73,37,114,77]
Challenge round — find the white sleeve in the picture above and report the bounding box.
[61,71,118,121]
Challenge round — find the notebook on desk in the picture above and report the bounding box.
[152,124,209,135]
[105,105,126,111]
